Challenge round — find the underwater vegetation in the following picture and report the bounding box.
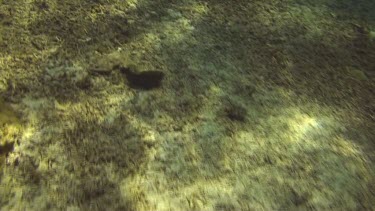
[0,0,374,210]
[0,99,20,173]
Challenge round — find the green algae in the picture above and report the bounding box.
[0,100,19,127]
[0,99,20,171]
[0,0,374,210]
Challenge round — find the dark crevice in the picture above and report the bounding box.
[120,66,165,90]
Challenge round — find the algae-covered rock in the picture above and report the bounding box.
[347,68,368,81]
[369,31,375,41]
[89,52,129,75]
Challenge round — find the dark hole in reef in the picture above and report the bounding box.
[224,104,247,122]
[0,142,14,155]
[291,189,309,206]
[34,0,50,11]
[0,142,14,159]
[120,66,164,90]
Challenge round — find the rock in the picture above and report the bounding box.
[89,52,125,75]
[369,31,375,41]
[348,68,368,81]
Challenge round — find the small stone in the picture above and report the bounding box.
[369,31,375,40]
[89,52,124,75]
[348,68,367,81]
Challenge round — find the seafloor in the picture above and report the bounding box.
[0,0,374,210]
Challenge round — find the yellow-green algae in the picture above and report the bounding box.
[0,99,20,170]
[0,0,374,210]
